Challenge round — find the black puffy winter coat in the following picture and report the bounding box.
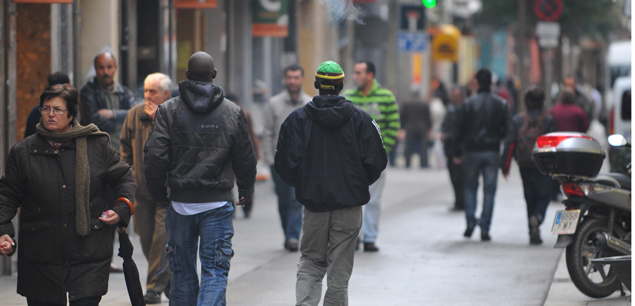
[275,95,387,213]
[0,133,135,304]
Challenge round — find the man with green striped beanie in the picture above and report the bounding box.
[275,61,387,305]
[344,61,400,252]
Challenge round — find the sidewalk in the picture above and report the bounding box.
[544,249,631,306]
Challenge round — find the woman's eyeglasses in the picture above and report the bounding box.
[40,107,68,115]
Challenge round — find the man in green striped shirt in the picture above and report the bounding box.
[344,61,399,252]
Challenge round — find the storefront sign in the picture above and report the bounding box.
[174,0,217,9]
[13,0,73,3]
[252,0,288,37]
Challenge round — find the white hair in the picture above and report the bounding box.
[144,73,172,93]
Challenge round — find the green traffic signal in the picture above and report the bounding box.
[422,0,436,8]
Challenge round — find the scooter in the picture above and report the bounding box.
[532,133,631,298]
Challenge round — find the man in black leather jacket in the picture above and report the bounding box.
[144,52,257,305]
[454,68,512,242]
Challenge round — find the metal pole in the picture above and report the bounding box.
[518,0,528,111]
[72,0,82,88]
[545,48,553,107]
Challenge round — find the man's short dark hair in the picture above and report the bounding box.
[475,68,492,89]
[93,52,117,67]
[40,84,79,120]
[284,64,304,76]
[48,72,70,87]
[559,90,575,105]
[357,61,376,76]
[524,87,545,110]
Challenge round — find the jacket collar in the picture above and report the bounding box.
[352,79,381,97]
[30,134,76,152]
[139,108,153,122]
[282,89,308,105]
[90,77,125,94]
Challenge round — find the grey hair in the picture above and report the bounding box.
[144,73,172,93]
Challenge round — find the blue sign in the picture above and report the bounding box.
[398,33,428,52]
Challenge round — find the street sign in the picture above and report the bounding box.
[538,38,558,48]
[534,0,563,21]
[400,5,426,31]
[536,22,560,37]
[398,33,428,52]
[431,24,461,62]
[536,22,560,48]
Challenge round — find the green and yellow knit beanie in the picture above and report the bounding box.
[315,61,345,90]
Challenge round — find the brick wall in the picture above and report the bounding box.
[16,4,51,141]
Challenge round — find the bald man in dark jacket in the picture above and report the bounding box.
[144,52,256,305]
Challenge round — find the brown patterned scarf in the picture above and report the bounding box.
[36,119,110,236]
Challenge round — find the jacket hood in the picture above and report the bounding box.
[305,95,356,128]
[179,81,225,114]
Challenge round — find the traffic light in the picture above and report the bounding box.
[422,0,436,8]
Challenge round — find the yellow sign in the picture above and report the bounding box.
[412,53,422,84]
[431,24,461,63]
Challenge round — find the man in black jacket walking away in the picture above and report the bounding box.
[454,68,512,242]
[144,52,257,306]
[275,61,387,306]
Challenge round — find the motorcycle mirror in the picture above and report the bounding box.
[608,134,629,147]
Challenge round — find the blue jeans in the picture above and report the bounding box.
[519,167,551,225]
[404,131,428,168]
[165,203,235,306]
[464,151,500,233]
[271,166,303,241]
[360,172,386,243]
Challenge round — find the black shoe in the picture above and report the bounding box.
[450,206,463,212]
[481,233,491,242]
[529,216,542,245]
[144,291,161,304]
[529,233,542,245]
[463,224,475,238]
[164,281,170,299]
[363,242,379,252]
[285,238,299,252]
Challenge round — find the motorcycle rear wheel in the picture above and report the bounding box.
[565,218,622,298]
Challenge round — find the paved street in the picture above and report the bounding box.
[0,166,629,305]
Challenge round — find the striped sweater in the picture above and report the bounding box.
[344,79,400,154]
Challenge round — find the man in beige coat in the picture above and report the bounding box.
[120,73,172,304]
[262,64,312,252]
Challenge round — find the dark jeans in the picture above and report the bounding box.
[464,151,500,233]
[165,204,235,306]
[388,139,399,167]
[447,157,465,209]
[270,166,303,241]
[549,179,561,201]
[519,167,551,225]
[405,131,428,168]
[27,296,101,306]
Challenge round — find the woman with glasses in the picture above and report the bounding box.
[0,84,135,306]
